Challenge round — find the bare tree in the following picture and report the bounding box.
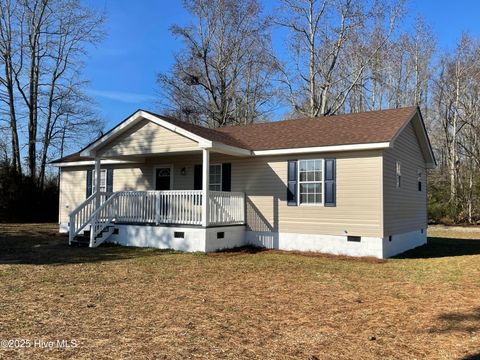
[0,0,104,186]
[37,0,104,188]
[277,0,403,117]
[157,0,278,127]
[0,0,22,173]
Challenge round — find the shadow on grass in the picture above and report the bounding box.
[462,353,480,360]
[0,229,176,265]
[209,245,268,257]
[429,307,480,352]
[395,236,480,259]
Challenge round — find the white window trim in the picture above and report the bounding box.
[152,164,174,190]
[92,169,107,193]
[209,163,222,192]
[297,159,324,206]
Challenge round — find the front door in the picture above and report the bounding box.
[155,167,171,190]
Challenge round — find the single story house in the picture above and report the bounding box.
[52,106,436,258]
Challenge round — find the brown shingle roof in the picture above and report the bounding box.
[52,107,418,163]
[214,107,417,150]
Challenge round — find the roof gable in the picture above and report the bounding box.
[97,119,199,157]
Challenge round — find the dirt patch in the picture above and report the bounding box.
[0,224,479,359]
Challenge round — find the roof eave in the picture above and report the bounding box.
[252,142,391,156]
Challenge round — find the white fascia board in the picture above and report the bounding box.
[210,142,252,156]
[80,110,213,157]
[252,142,391,156]
[51,159,145,168]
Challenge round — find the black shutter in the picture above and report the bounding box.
[222,163,231,191]
[287,160,297,206]
[194,164,202,190]
[86,169,93,198]
[324,158,336,207]
[106,169,114,192]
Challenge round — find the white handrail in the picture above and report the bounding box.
[68,192,112,244]
[90,193,120,247]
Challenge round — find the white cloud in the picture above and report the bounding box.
[89,89,156,104]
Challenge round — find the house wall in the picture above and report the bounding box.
[383,120,428,237]
[59,167,87,231]
[109,151,384,238]
[58,150,384,241]
[216,151,384,238]
[97,119,199,157]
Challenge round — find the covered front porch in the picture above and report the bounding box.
[69,187,246,248]
[65,110,252,249]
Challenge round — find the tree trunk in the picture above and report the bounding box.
[5,56,22,174]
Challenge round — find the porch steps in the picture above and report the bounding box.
[92,225,115,247]
[70,232,90,247]
[70,226,116,247]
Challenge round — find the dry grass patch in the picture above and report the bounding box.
[0,223,479,359]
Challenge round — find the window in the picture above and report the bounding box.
[217,232,225,239]
[396,161,401,188]
[92,169,107,193]
[418,169,422,191]
[298,159,323,205]
[209,164,222,191]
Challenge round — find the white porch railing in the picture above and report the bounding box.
[209,191,245,226]
[115,190,204,225]
[69,190,245,246]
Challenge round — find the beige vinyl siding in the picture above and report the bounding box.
[152,151,384,237]
[59,167,87,225]
[222,151,383,237]
[58,151,384,237]
[383,120,427,236]
[112,163,153,191]
[98,119,199,157]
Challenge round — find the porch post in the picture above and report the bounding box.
[202,148,210,227]
[94,157,101,208]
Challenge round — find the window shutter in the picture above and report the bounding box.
[86,169,93,198]
[287,160,297,206]
[106,169,114,192]
[324,158,336,207]
[222,163,231,191]
[194,164,202,190]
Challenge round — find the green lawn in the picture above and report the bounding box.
[0,224,479,359]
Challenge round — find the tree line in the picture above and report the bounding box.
[0,0,104,221]
[158,0,480,224]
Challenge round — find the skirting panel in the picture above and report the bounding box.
[382,229,427,258]
[107,224,246,252]
[246,231,384,258]
[205,226,246,252]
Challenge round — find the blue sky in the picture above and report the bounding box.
[83,0,480,129]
